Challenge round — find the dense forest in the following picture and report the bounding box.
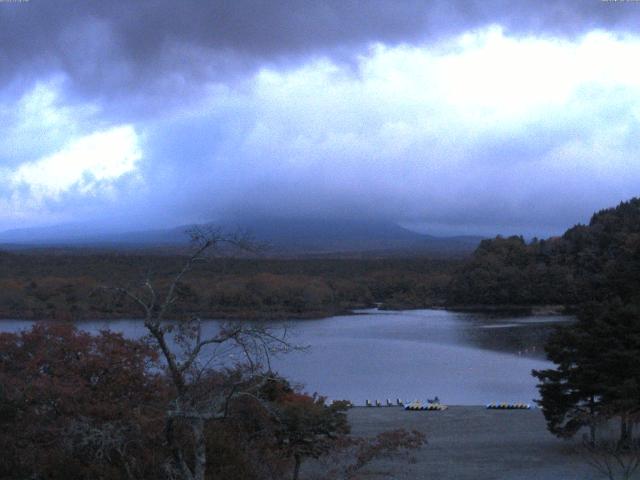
[447,197,640,308]
[0,253,459,320]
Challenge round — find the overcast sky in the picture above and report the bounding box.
[1,0,640,237]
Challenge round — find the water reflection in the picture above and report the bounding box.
[269,309,572,404]
[450,312,573,359]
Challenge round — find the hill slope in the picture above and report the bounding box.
[0,218,482,256]
[447,197,640,306]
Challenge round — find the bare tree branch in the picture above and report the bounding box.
[106,228,291,480]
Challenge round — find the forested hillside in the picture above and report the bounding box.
[448,197,640,307]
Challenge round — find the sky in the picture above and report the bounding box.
[1,0,640,237]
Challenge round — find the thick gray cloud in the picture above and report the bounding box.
[1,1,640,237]
[2,0,639,104]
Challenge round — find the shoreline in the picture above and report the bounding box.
[0,303,571,322]
[434,304,569,316]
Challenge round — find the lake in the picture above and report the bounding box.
[0,309,571,405]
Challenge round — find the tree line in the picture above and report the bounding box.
[0,252,458,321]
[447,197,640,308]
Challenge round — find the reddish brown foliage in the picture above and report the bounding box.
[0,252,457,320]
[0,323,168,479]
[0,326,425,480]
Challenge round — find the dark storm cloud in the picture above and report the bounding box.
[1,0,639,102]
[2,0,640,235]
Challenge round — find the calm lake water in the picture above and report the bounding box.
[0,309,571,405]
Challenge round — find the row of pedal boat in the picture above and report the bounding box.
[361,399,532,410]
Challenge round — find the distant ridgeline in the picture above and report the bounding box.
[447,197,640,307]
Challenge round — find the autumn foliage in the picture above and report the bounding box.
[0,323,167,479]
[0,252,457,321]
[0,324,424,480]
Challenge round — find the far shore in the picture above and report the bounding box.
[441,304,571,316]
[0,307,356,323]
[0,304,573,322]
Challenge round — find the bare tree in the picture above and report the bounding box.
[582,439,640,480]
[63,418,142,480]
[580,417,640,480]
[112,227,291,480]
[308,429,426,480]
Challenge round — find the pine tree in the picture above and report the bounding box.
[533,300,640,447]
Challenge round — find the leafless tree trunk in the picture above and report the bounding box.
[582,436,640,480]
[112,227,290,480]
[292,454,302,480]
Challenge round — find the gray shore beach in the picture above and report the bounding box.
[336,406,604,479]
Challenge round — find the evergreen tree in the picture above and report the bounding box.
[533,300,640,447]
[533,312,605,444]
